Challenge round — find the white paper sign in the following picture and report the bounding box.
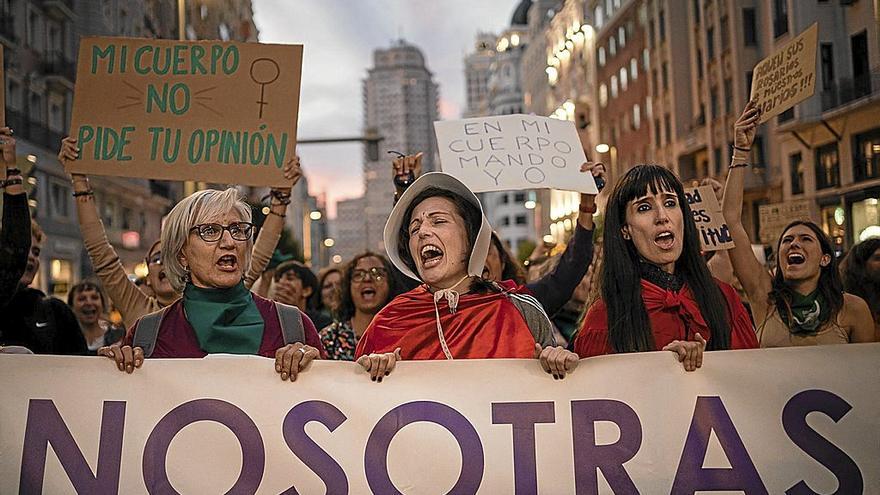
[434,115,596,193]
[2,345,878,493]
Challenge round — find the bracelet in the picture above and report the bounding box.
[732,145,751,153]
[2,178,22,187]
[6,167,21,176]
[268,210,286,218]
[729,162,750,169]
[72,190,95,197]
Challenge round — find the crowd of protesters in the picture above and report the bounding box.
[0,101,878,380]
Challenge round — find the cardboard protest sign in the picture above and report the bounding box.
[759,200,815,244]
[750,23,818,124]
[69,37,303,187]
[684,185,734,251]
[434,114,596,193]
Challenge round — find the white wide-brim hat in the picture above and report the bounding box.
[383,172,492,283]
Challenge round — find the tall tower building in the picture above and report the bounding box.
[362,41,439,253]
[463,33,496,118]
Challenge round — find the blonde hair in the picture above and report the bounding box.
[161,188,253,291]
[31,218,44,244]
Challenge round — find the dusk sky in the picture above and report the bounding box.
[252,0,518,216]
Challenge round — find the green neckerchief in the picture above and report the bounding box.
[183,281,264,354]
[779,288,828,335]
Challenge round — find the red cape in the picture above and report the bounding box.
[355,281,537,360]
[574,279,757,357]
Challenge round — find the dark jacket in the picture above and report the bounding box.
[1,287,87,355]
[0,192,31,308]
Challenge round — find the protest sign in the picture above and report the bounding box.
[434,114,596,193]
[759,200,815,244]
[750,23,818,124]
[2,345,878,493]
[69,37,303,187]
[684,185,735,251]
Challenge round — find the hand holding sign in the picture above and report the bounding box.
[684,185,735,251]
[734,101,761,152]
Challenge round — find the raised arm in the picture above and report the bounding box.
[722,102,772,306]
[525,162,603,315]
[61,137,157,328]
[0,127,31,308]
[245,156,302,288]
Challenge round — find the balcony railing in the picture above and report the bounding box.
[6,110,64,150]
[821,67,880,112]
[43,51,76,83]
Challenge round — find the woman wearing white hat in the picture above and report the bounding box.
[355,172,582,381]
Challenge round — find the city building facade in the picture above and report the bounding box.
[361,41,439,254]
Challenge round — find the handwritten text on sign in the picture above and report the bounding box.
[750,23,818,124]
[758,200,815,245]
[69,37,303,187]
[434,115,595,193]
[684,185,735,251]
[2,345,878,493]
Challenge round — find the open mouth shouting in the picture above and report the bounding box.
[420,244,444,269]
[360,286,377,302]
[216,254,239,272]
[787,252,806,265]
[654,230,676,250]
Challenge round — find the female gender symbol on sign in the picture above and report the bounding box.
[249,58,280,119]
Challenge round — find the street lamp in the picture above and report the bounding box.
[323,238,335,248]
[309,210,322,220]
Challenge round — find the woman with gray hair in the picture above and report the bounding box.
[98,188,326,381]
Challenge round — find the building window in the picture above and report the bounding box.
[713,147,722,174]
[501,216,510,226]
[514,192,526,202]
[633,104,641,130]
[661,63,668,90]
[643,48,650,70]
[50,181,70,218]
[620,67,628,91]
[852,197,880,243]
[724,78,732,114]
[655,118,661,145]
[790,152,804,195]
[599,84,608,107]
[778,108,794,123]
[658,9,666,41]
[598,46,606,67]
[854,128,880,182]
[707,27,715,60]
[619,26,626,48]
[609,36,617,56]
[720,15,729,52]
[815,142,840,190]
[630,58,638,80]
[820,43,834,91]
[515,215,527,225]
[611,75,618,98]
[696,49,703,78]
[752,135,766,168]
[773,0,788,38]
[743,8,757,46]
[499,194,509,205]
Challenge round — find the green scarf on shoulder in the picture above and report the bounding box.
[183,282,264,354]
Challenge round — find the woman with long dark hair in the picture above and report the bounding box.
[574,163,758,370]
[840,238,880,338]
[722,102,874,346]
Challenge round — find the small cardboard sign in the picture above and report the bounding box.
[69,37,303,187]
[758,200,814,245]
[684,185,735,252]
[750,23,818,124]
[434,114,595,193]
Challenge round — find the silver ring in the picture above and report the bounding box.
[298,347,308,355]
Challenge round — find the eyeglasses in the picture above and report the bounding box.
[147,252,162,265]
[189,222,254,242]
[351,267,388,282]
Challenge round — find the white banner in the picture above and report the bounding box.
[434,114,595,194]
[2,345,878,494]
